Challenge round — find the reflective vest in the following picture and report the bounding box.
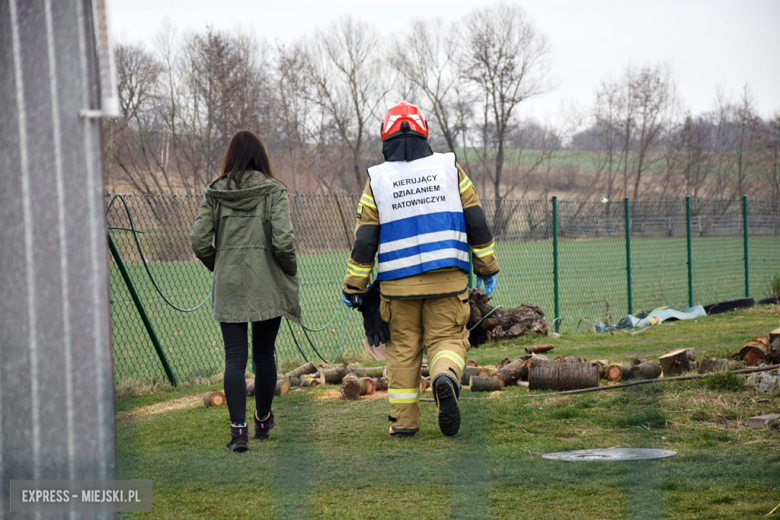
[367,152,469,281]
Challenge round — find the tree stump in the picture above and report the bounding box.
[738,337,771,366]
[491,356,530,386]
[469,376,504,392]
[606,364,634,382]
[467,290,548,347]
[528,359,599,391]
[659,349,692,376]
[204,391,226,407]
[698,356,741,374]
[461,366,491,385]
[275,379,291,396]
[526,344,554,354]
[632,361,662,380]
[284,361,318,380]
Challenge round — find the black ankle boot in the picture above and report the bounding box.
[254,411,275,440]
[433,373,461,437]
[226,424,249,452]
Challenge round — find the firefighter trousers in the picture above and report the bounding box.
[379,293,471,431]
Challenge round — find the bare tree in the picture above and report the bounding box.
[305,17,390,191]
[388,18,464,151]
[462,2,551,200]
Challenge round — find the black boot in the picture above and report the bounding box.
[226,424,249,452]
[433,373,461,437]
[254,410,275,440]
[387,416,418,438]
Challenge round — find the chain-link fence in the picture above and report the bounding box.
[106,194,780,386]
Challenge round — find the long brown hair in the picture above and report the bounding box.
[213,131,274,189]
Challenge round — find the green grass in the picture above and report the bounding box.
[109,232,779,386]
[115,306,780,519]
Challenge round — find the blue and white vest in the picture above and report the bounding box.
[367,152,469,281]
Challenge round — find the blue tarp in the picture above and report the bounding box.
[594,305,706,333]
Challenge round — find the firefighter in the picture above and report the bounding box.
[342,101,498,437]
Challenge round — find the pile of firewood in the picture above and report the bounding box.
[202,327,780,405]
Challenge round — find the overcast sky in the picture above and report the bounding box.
[111,0,780,123]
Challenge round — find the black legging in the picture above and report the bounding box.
[220,317,281,425]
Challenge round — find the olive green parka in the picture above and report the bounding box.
[190,171,302,324]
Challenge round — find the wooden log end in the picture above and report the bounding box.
[275,379,291,397]
[469,376,504,392]
[204,390,226,407]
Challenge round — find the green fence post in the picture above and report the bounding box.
[742,195,749,298]
[686,196,694,308]
[108,233,178,387]
[624,198,633,315]
[552,196,560,332]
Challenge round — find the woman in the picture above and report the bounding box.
[190,131,302,452]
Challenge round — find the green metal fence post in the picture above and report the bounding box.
[686,196,694,308]
[742,195,749,298]
[624,198,633,315]
[108,233,178,386]
[552,196,560,332]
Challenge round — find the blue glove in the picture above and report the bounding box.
[476,274,497,296]
[342,293,363,308]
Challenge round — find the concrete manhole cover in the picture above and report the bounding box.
[543,448,677,461]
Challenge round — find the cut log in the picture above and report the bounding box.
[738,337,771,366]
[467,359,478,367]
[632,361,662,380]
[419,377,429,394]
[555,355,584,363]
[496,357,512,370]
[461,366,491,385]
[698,356,741,374]
[360,377,377,395]
[631,358,651,366]
[684,348,696,363]
[469,376,504,392]
[341,374,368,400]
[770,328,780,363]
[659,349,692,376]
[287,376,301,388]
[592,360,610,380]
[203,391,226,407]
[747,413,780,430]
[373,376,389,392]
[284,361,318,380]
[349,366,385,378]
[491,357,530,386]
[421,363,430,377]
[246,379,255,397]
[300,375,320,387]
[422,376,431,392]
[318,364,352,385]
[526,344,554,355]
[606,364,633,383]
[467,290,548,347]
[528,359,599,391]
[275,379,291,396]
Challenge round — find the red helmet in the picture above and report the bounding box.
[380,101,429,141]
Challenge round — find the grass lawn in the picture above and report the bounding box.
[116,305,780,519]
[109,232,778,386]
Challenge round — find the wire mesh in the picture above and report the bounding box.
[106,194,780,386]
